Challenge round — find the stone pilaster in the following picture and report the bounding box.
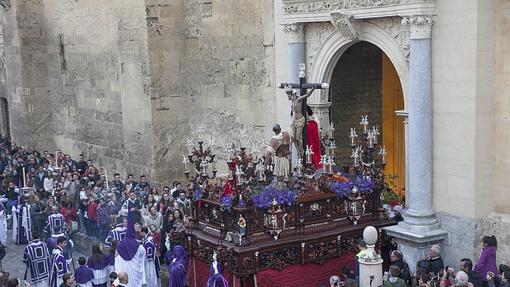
[283,23,305,84]
[385,15,447,272]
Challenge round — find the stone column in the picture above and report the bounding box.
[283,23,305,164]
[384,15,447,272]
[283,23,305,84]
[402,15,437,230]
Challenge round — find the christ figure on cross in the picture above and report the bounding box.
[286,86,316,159]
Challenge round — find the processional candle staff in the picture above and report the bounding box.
[22,167,26,187]
[104,168,109,189]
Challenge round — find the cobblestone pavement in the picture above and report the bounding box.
[1,230,89,281]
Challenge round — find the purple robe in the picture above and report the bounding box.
[75,265,94,285]
[206,262,228,287]
[87,255,110,286]
[104,225,126,248]
[144,236,161,287]
[166,245,188,287]
[49,246,68,287]
[115,208,146,287]
[23,240,51,284]
[47,213,67,235]
[13,202,31,244]
[47,233,65,254]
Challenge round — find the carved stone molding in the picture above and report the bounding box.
[401,15,435,39]
[369,17,410,60]
[0,0,9,10]
[283,0,402,14]
[283,23,305,42]
[330,13,358,41]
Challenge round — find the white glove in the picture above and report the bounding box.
[69,239,74,248]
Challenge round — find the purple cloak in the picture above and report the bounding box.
[116,208,140,261]
[206,262,229,287]
[166,245,188,287]
[74,265,94,284]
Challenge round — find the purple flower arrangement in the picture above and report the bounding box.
[330,176,374,199]
[193,187,204,202]
[252,185,298,209]
[220,195,234,210]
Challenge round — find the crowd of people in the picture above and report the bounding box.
[0,135,507,287]
[326,235,508,287]
[0,136,206,287]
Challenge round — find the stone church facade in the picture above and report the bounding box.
[0,0,509,268]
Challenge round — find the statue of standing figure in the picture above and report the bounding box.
[265,124,291,180]
[287,87,316,159]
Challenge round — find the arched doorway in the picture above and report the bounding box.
[329,41,405,196]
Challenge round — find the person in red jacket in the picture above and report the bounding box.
[87,198,98,239]
[60,201,77,234]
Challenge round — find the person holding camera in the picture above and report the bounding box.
[439,266,457,286]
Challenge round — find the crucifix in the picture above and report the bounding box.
[278,63,329,160]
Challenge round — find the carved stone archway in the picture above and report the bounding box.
[309,19,409,106]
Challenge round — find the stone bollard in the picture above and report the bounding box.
[358,226,383,287]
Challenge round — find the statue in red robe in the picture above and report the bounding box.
[306,106,321,169]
